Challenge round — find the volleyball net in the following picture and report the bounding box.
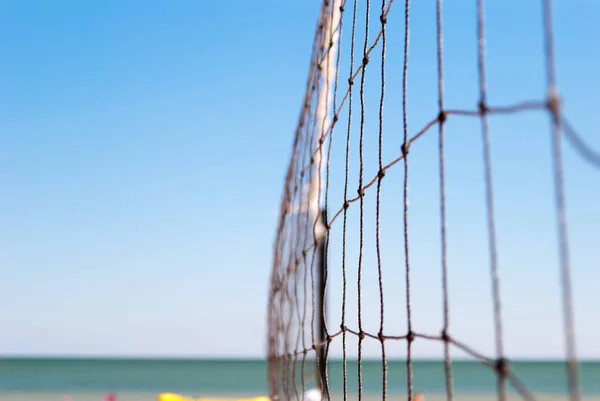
[266,1,599,401]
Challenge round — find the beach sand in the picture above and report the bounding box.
[1,393,598,401]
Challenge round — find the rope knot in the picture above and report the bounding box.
[438,110,448,124]
[478,100,488,115]
[495,358,508,377]
[401,143,410,157]
[547,92,561,122]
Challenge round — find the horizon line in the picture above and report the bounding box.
[1,355,598,363]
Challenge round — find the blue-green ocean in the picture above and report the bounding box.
[1,359,598,395]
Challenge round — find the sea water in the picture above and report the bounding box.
[0,358,598,400]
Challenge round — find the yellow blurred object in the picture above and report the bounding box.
[158,394,270,401]
[158,394,195,401]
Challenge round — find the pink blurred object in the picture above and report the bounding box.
[105,393,117,401]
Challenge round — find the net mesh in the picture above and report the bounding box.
[267,1,599,401]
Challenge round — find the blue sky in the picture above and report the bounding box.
[0,0,598,360]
